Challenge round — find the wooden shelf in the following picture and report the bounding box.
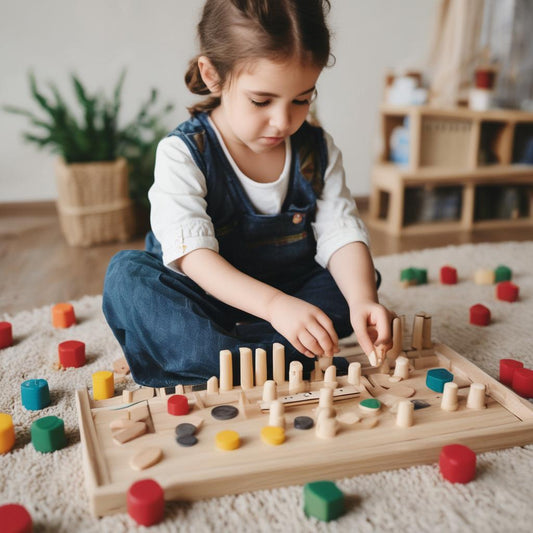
[369,105,533,235]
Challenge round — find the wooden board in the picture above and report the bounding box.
[76,343,533,516]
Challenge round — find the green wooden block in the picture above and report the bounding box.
[413,268,428,285]
[31,416,66,453]
[360,398,381,410]
[494,265,512,283]
[304,480,344,521]
[400,268,416,282]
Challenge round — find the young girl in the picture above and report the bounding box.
[103,0,393,387]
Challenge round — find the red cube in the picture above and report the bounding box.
[58,340,86,368]
[440,265,458,285]
[499,359,524,387]
[0,322,13,349]
[496,281,519,302]
[439,444,476,483]
[511,368,533,398]
[469,304,490,326]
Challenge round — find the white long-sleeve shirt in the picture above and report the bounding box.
[149,118,369,273]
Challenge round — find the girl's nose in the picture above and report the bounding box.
[270,105,291,133]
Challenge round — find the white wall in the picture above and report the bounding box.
[0,0,438,202]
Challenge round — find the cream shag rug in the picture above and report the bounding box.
[1,242,533,533]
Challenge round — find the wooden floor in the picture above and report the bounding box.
[1,201,531,315]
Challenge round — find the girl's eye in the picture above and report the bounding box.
[251,99,270,107]
[292,98,311,106]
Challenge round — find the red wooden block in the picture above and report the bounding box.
[439,444,476,483]
[496,281,519,302]
[469,304,490,326]
[58,340,86,368]
[0,503,33,533]
[127,479,165,526]
[499,359,524,387]
[511,368,533,398]
[440,265,458,285]
[0,322,13,349]
[167,394,189,416]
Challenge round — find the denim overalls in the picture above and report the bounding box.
[103,113,354,386]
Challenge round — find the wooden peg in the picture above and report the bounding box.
[272,343,286,384]
[441,381,459,411]
[289,361,305,394]
[347,362,361,386]
[255,348,267,387]
[396,399,414,427]
[422,314,432,349]
[219,349,233,391]
[239,347,253,390]
[269,400,285,428]
[207,376,219,394]
[466,383,486,410]
[412,313,425,350]
[393,356,410,380]
[323,365,338,389]
[315,410,337,439]
[262,380,277,403]
[387,317,403,360]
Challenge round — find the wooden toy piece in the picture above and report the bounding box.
[113,357,130,375]
[494,264,512,283]
[346,362,361,386]
[386,317,403,360]
[0,321,13,349]
[207,376,219,394]
[269,400,285,429]
[219,349,233,391]
[127,479,165,526]
[318,356,333,372]
[0,503,33,533]
[272,343,286,384]
[51,302,76,328]
[215,430,240,451]
[113,421,147,445]
[336,412,360,426]
[303,480,345,522]
[21,379,51,411]
[255,348,267,386]
[511,368,533,398]
[439,444,476,483]
[411,313,425,350]
[474,268,495,285]
[440,265,458,285]
[469,304,491,326]
[129,447,163,471]
[262,380,277,403]
[499,359,524,386]
[368,346,385,367]
[288,361,305,394]
[400,267,417,287]
[323,365,338,389]
[315,410,337,439]
[122,387,155,404]
[496,281,519,302]
[422,314,432,349]
[441,381,459,411]
[130,404,149,422]
[92,371,114,401]
[58,340,86,368]
[466,383,486,409]
[310,359,324,382]
[426,368,454,393]
[317,386,334,413]
[396,399,414,427]
[260,425,285,446]
[109,418,136,431]
[167,395,189,416]
[393,355,410,380]
[0,413,16,454]
[175,384,185,395]
[31,415,67,453]
[211,404,239,421]
[359,398,381,414]
[239,347,254,390]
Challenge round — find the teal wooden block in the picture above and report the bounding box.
[494,265,512,283]
[21,379,50,411]
[426,368,454,393]
[304,480,344,522]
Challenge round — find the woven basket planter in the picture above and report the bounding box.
[55,157,135,247]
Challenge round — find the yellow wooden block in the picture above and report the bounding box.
[0,413,16,454]
[215,430,240,451]
[92,371,114,400]
[260,425,286,446]
[474,268,495,285]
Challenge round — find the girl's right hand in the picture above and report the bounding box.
[266,293,339,359]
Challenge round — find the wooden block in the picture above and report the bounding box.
[255,348,267,387]
[272,343,286,384]
[122,387,155,404]
[289,361,305,394]
[441,381,459,411]
[239,347,253,390]
[207,376,218,394]
[336,412,361,425]
[219,350,233,391]
[323,366,337,389]
[411,314,425,350]
[109,418,136,431]
[474,268,495,285]
[112,421,147,445]
[396,399,414,427]
[129,404,149,422]
[129,447,163,471]
[466,383,486,409]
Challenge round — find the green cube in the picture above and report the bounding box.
[400,268,416,283]
[303,480,344,522]
[413,268,428,285]
[494,265,512,283]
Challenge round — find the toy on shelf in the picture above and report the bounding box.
[75,314,533,517]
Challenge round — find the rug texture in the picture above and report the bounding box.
[1,242,532,533]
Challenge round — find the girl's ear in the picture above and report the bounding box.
[198,56,221,96]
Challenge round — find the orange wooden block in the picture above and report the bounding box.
[52,303,76,329]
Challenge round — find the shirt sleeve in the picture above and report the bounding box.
[311,130,370,268]
[148,136,218,272]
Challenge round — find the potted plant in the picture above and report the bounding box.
[4,71,173,246]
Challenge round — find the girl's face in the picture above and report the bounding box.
[214,56,322,154]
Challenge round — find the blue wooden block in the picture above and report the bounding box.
[426,368,454,393]
[21,379,51,411]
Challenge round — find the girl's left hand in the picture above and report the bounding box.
[349,301,394,364]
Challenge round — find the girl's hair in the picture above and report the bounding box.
[185,0,332,115]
